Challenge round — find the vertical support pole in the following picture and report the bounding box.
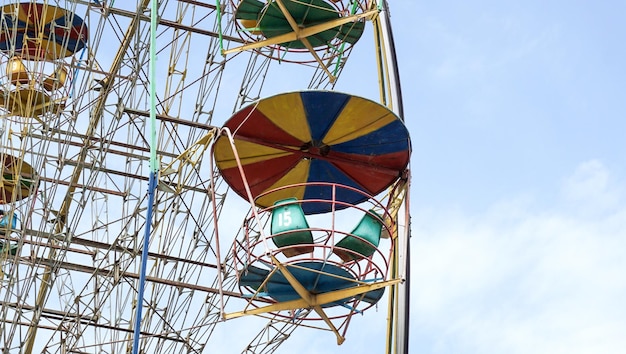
[376,1,409,354]
[132,0,159,352]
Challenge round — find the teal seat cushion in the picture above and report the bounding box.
[271,198,314,257]
[334,210,382,262]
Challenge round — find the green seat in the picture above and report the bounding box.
[235,0,265,20]
[271,198,314,257]
[0,241,18,256]
[334,210,383,262]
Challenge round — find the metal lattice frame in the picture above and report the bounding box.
[0,1,406,353]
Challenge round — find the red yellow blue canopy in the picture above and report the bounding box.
[0,2,88,60]
[214,91,410,214]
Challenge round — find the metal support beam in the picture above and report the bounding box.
[123,107,217,131]
[224,278,400,319]
[0,303,187,344]
[86,2,244,44]
[28,256,258,302]
[223,10,378,55]
[19,228,218,270]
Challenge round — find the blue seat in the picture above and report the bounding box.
[333,210,383,262]
[0,212,17,229]
[362,288,385,304]
[238,265,271,291]
[0,212,19,256]
[270,198,314,257]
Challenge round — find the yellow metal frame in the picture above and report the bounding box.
[159,129,218,194]
[224,255,402,345]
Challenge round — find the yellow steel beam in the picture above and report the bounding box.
[272,0,336,82]
[224,278,400,319]
[160,129,217,176]
[270,255,343,344]
[223,9,378,55]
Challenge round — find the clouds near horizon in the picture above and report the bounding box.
[410,159,626,353]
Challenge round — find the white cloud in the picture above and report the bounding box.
[561,159,622,214]
[409,160,626,353]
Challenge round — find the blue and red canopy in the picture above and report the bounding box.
[0,2,88,59]
[214,91,410,214]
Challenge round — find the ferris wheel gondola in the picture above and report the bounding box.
[0,3,86,120]
[214,89,409,344]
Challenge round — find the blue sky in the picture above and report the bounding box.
[410,1,626,210]
[405,1,625,353]
[273,1,626,353]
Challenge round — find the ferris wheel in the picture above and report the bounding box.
[0,1,411,353]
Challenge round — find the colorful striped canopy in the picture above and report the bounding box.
[214,91,410,214]
[0,2,88,59]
